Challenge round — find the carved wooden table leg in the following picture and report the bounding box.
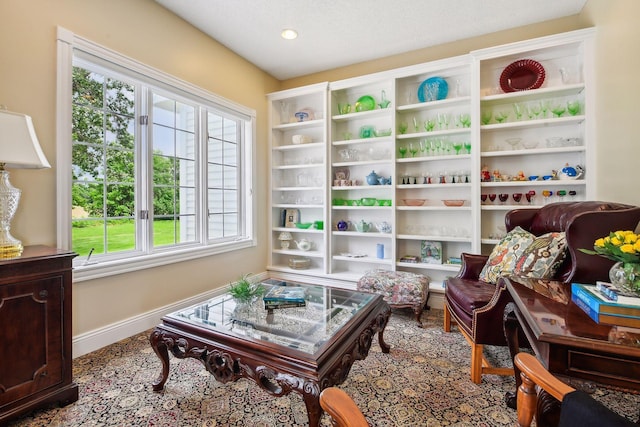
[378,307,391,353]
[149,328,171,391]
[303,391,323,427]
[504,302,522,409]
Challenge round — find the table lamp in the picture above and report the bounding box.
[0,109,51,258]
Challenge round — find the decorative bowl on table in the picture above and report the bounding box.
[442,199,465,207]
[403,199,426,206]
[360,197,377,206]
[295,222,313,229]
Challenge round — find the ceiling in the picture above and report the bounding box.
[155,0,587,81]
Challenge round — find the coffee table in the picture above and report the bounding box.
[149,279,391,426]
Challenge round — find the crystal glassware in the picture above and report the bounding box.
[505,137,521,150]
[526,190,536,204]
[398,146,407,158]
[398,121,408,134]
[498,193,509,204]
[378,90,391,109]
[513,103,524,120]
[424,118,435,132]
[481,110,492,125]
[551,102,566,118]
[488,193,497,203]
[567,100,581,116]
[463,141,471,154]
[495,110,510,123]
[452,141,463,155]
[481,194,487,204]
[408,142,419,157]
[528,102,542,119]
[512,193,523,203]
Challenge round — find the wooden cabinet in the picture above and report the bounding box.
[0,246,77,424]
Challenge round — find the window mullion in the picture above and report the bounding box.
[138,86,152,254]
[199,108,209,244]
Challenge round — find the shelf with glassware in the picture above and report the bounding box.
[394,58,471,108]
[475,30,593,256]
[268,83,328,276]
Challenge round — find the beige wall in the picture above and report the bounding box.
[281,0,640,208]
[579,0,640,204]
[1,0,279,336]
[2,0,638,342]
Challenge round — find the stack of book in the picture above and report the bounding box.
[263,286,307,310]
[571,282,640,328]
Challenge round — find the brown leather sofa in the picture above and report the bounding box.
[443,201,640,383]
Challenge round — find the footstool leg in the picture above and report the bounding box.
[413,306,423,327]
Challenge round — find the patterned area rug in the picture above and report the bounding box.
[8,309,640,426]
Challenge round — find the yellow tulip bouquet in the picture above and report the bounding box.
[580,230,640,263]
[580,230,640,295]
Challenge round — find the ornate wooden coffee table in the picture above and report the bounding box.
[149,279,391,426]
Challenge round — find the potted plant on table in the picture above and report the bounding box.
[228,273,264,304]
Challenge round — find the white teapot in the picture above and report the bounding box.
[556,163,584,180]
[294,239,313,251]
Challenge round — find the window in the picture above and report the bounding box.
[57,28,255,280]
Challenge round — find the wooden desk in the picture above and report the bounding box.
[503,277,640,413]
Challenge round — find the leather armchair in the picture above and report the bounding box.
[443,201,640,384]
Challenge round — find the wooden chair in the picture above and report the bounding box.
[319,387,370,427]
[514,352,637,427]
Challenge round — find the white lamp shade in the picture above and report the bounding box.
[0,110,51,169]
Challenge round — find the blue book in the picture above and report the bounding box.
[571,293,640,328]
[571,283,640,318]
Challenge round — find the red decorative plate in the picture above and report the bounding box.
[499,59,545,92]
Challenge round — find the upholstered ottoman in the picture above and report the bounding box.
[357,270,429,326]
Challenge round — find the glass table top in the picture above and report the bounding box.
[167,279,376,354]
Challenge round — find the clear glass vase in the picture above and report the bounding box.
[609,261,640,296]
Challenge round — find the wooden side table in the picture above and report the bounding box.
[0,246,78,424]
[503,277,640,423]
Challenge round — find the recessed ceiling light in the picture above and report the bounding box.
[281,29,298,40]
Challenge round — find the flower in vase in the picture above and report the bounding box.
[580,230,640,264]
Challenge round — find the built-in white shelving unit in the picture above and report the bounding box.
[267,28,595,287]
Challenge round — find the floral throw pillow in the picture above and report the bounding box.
[479,226,536,284]
[513,232,567,279]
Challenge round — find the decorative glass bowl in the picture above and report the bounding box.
[403,199,426,206]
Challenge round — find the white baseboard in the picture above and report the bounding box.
[72,272,270,358]
[72,272,444,358]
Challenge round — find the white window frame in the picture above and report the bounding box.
[56,27,256,282]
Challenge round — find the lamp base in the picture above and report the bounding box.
[0,240,23,259]
[0,169,23,259]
